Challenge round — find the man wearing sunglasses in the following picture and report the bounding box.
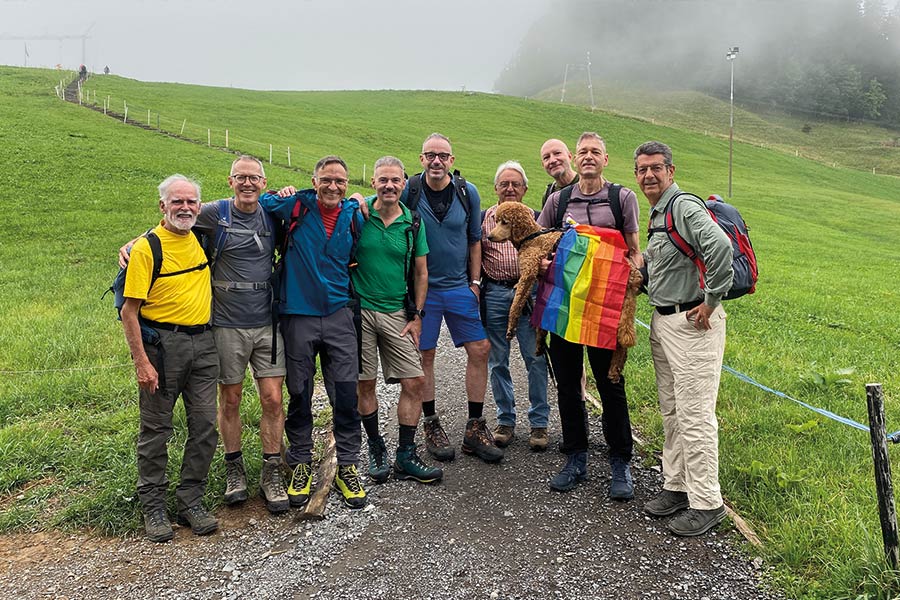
[403,133,501,464]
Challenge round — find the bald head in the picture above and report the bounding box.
[540,138,576,185]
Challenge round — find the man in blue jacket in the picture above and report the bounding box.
[403,133,501,464]
[259,155,367,510]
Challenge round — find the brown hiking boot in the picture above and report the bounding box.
[423,415,455,461]
[462,417,504,463]
[493,424,515,447]
[529,427,549,451]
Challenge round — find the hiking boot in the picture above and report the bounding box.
[176,505,218,536]
[143,508,173,543]
[223,456,249,505]
[644,489,690,517]
[493,424,515,448]
[529,427,549,452]
[367,436,391,484]
[423,415,455,461]
[287,462,313,508]
[609,457,634,501]
[667,506,727,537]
[549,451,588,492]
[259,456,290,514]
[394,444,444,484]
[334,464,367,510]
[462,417,504,463]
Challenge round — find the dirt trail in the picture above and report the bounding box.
[0,332,782,600]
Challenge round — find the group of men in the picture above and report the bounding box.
[120,131,733,543]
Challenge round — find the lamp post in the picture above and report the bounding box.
[726,46,739,198]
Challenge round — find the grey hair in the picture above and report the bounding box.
[493,160,528,187]
[374,155,405,173]
[576,132,606,151]
[231,155,266,178]
[158,174,201,202]
[313,155,348,177]
[633,141,673,166]
[422,132,452,152]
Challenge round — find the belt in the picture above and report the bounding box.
[142,319,212,335]
[655,299,703,315]
[484,275,518,288]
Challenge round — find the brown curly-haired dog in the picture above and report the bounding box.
[488,201,641,381]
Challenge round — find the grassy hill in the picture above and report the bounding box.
[2,66,900,599]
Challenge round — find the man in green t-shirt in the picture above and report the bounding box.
[353,156,443,485]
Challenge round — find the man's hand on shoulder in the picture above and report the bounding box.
[276,186,297,198]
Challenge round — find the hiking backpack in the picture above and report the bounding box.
[402,211,423,321]
[554,183,624,232]
[204,198,278,276]
[404,170,471,226]
[650,192,758,300]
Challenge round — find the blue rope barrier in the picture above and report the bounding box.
[634,318,900,443]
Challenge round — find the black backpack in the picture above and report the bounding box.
[404,170,471,225]
[553,183,623,232]
[402,211,423,321]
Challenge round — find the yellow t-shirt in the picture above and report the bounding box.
[123,223,211,326]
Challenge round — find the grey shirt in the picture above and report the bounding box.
[537,179,639,232]
[195,200,275,328]
[644,183,733,308]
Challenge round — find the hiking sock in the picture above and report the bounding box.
[422,401,436,418]
[361,410,381,440]
[398,425,416,448]
[225,451,242,462]
[262,453,280,461]
[468,402,483,419]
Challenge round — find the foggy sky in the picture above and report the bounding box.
[0,0,551,92]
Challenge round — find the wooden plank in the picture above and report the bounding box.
[866,383,899,570]
[298,431,336,521]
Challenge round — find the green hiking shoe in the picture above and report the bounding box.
[334,464,367,509]
[367,436,391,484]
[287,462,313,508]
[176,505,218,536]
[143,508,173,543]
[394,444,443,484]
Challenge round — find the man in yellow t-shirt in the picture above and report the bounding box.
[121,174,219,543]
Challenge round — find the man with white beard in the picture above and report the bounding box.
[120,174,219,543]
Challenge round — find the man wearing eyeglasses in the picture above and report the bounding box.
[539,138,579,208]
[260,156,369,510]
[480,161,550,452]
[404,133,500,464]
[634,140,732,537]
[536,132,642,501]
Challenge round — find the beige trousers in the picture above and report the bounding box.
[649,305,727,510]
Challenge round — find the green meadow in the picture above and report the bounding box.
[2,66,900,599]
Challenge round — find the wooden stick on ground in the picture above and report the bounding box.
[298,431,336,521]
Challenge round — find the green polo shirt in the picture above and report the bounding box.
[352,198,429,313]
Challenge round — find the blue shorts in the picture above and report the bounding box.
[420,285,487,350]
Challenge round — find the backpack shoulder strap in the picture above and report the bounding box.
[405,173,422,212]
[452,170,471,225]
[608,183,624,232]
[146,230,164,289]
[554,184,575,228]
[210,199,232,267]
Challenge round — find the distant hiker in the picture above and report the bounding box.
[104,65,110,75]
[480,161,549,451]
[120,156,290,515]
[355,156,443,485]
[536,132,642,500]
[634,140,732,537]
[260,156,368,510]
[539,138,578,207]
[402,133,501,464]
[120,175,218,542]
[78,64,87,80]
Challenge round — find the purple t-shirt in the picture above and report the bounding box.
[536,180,639,233]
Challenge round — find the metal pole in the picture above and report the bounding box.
[866,383,899,571]
[728,57,734,198]
[586,51,595,112]
[561,64,569,103]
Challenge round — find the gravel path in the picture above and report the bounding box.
[0,329,784,600]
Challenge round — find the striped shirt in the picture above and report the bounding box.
[481,203,523,282]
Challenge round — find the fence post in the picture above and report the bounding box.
[157,114,160,131]
[269,144,273,164]
[362,164,366,183]
[180,119,186,136]
[147,109,151,126]
[225,129,229,148]
[287,146,291,167]
[123,102,128,124]
[866,383,899,571]
[208,129,211,147]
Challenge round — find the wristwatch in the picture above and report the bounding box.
[470,279,482,288]
[416,309,426,319]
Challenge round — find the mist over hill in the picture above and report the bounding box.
[495,0,900,125]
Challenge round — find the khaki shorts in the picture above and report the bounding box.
[214,325,286,385]
[359,308,423,384]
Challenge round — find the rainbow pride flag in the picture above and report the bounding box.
[530,225,630,350]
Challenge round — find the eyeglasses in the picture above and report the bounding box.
[230,174,263,184]
[422,152,451,162]
[317,177,348,187]
[496,181,524,190]
[635,163,670,176]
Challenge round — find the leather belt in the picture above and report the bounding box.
[483,275,518,288]
[142,319,212,335]
[655,299,703,315]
